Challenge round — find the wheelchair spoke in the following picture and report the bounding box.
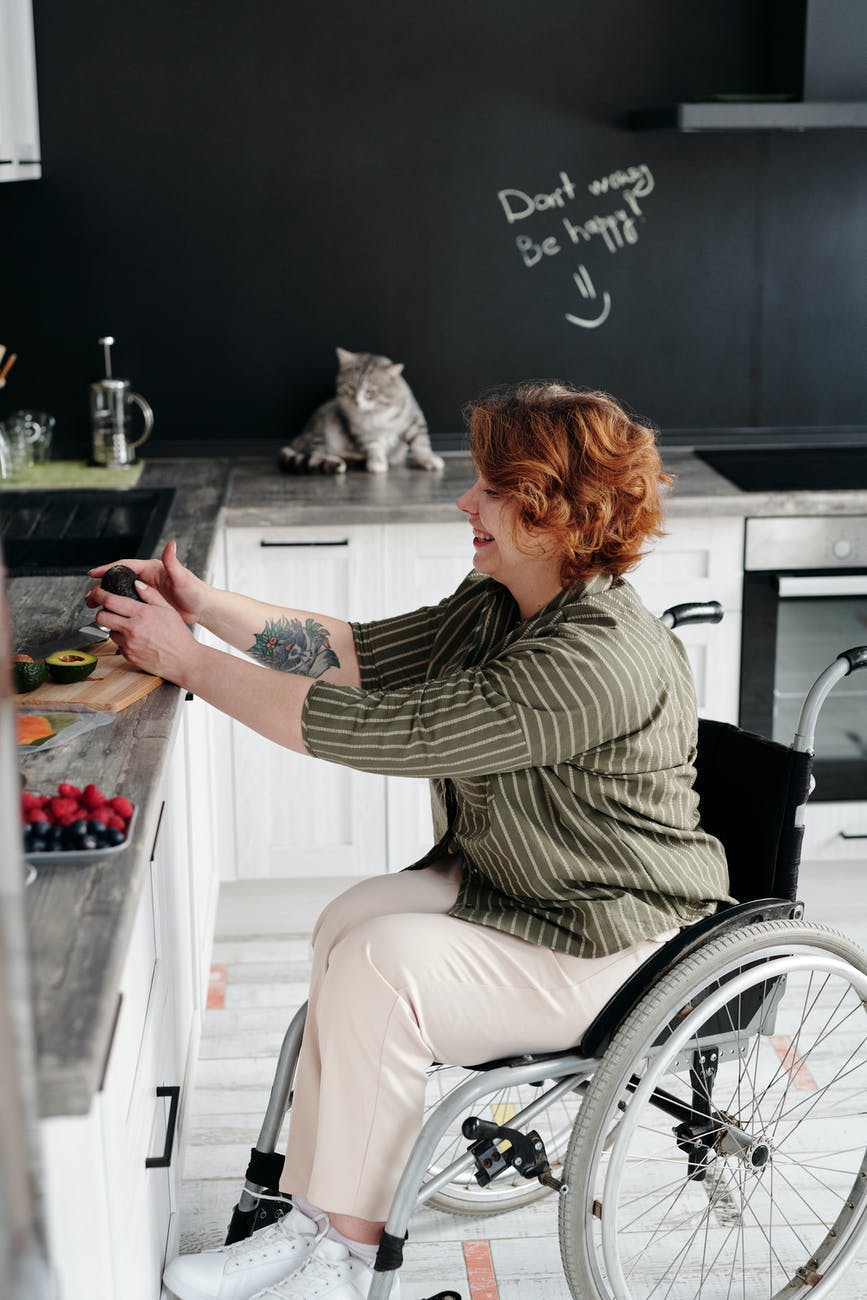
[559,930,867,1300]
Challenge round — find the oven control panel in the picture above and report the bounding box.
[745,516,867,571]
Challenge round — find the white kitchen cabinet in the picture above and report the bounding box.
[39,712,219,1300]
[225,526,388,878]
[223,514,746,879]
[0,0,41,182]
[628,515,744,723]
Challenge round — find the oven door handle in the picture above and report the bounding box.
[778,575,867,598]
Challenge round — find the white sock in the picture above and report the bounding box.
[326,1226,378,1268]
[290,1195,329,1233]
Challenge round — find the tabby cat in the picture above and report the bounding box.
[279,347,444,474]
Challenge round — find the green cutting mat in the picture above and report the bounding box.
[0,460,144,489]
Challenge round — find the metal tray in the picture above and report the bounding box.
[25,804,137,867]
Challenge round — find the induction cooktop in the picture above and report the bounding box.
[697,447,867,492]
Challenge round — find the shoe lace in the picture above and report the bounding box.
[256,1246,361,1297]
[224,1209,328,1261]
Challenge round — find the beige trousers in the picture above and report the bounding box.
[279,858,676,1220]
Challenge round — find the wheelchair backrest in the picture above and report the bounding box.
[693,718,813,904]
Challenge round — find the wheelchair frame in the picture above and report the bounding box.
[219,606,867,1300]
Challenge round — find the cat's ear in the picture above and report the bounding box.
[336,347,356,366]
[388,362,405,377]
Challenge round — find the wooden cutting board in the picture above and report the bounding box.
[13,641,164,712]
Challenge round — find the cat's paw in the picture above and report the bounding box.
[278,447,306,473]
[414,453,446,472]
[308,453,347,473]
[365,458,389,474]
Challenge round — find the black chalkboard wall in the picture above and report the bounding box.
[1,0,866,456]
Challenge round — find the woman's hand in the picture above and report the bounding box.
[86,540,208,625]
[89,576,204,686]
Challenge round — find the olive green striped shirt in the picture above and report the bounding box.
[301,571,731,957]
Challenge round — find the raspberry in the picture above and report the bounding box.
[49,796,78,820]
[25,808,50,824]
[21,791,43,811]
[58,782,82,799]
[106,814,126,831]
[92,805,115,825]
[110,796,134,821]
[82,784,105,810]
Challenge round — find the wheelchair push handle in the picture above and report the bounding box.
[795,644,867,755]
[840,645,867,674]
[660,601,724,629]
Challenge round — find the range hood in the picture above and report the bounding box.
[633,0,867,131]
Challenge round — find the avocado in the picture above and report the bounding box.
[11,655,49,693]
[102,564,143,601]
[45,650,98,684]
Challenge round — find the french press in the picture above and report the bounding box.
[90,336,154,467]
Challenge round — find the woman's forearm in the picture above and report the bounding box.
[182,642,315,754]
[197,586,361,685]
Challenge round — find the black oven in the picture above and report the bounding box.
[740,516,867,802]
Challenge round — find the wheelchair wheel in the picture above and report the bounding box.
[423,1063,586,1215]
[559,921,867,1300]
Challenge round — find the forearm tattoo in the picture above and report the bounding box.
[248,617,340,677]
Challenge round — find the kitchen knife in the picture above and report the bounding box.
[25,624,113,661]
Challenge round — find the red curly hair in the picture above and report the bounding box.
[464,382,673,587]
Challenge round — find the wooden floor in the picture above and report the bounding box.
[175,860,867,1299]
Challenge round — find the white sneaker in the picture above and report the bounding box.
[249,1236,401,1298]
[163,1206,327,1300]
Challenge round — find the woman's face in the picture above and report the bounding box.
[455,474,563,597]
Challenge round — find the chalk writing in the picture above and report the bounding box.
[586,164,654,199]
[494,163,656,330]
[566,266,611,330]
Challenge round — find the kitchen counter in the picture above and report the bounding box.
[9,447,867,1120]
[227,450,867,526]
[9,460,230,1118]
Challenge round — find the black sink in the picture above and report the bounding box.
[0,487,176,576]
[697,447,867,492]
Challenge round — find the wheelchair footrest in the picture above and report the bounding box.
[462,1116,566,1193]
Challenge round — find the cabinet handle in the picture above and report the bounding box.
[260,540,348,548]
[839,832,867,840]
[149,800,166,863]
[145,1085,181,1169]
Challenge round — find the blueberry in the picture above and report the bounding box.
[80,835,99,851]
[105,827,126,847]
[29,838,47,854]
[87,819,106,835]
[70,819,88,838]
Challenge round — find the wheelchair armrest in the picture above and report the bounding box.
[578,898,803,1060]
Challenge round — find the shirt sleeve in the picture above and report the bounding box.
[301,623,659,779]
[350,601,447,692]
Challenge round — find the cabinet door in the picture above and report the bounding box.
[629,516,745,724]
[383,523,473,867]
[225,527,387,878]
[0,0,41,182]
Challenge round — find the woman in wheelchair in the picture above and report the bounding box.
[89,385,867,1300]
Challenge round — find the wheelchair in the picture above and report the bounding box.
[221,602,867,1300]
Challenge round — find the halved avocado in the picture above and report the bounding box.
[11,655,49,693]
[45,650,98,684]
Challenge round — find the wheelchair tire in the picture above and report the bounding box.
[423,1063,586,1216]
[558,921,867,1300]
